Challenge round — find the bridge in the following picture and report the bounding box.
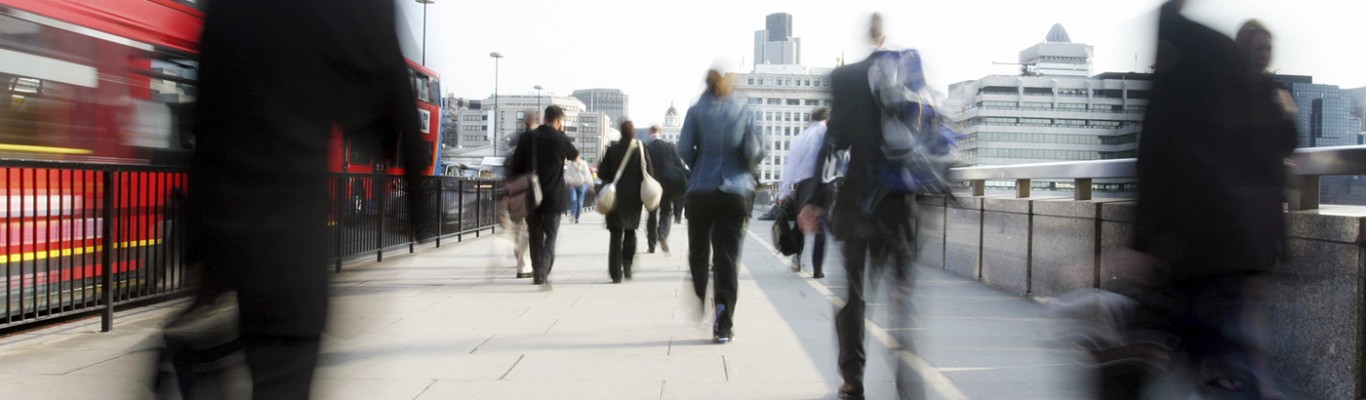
[3,145,1365,399]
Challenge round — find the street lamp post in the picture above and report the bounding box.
[534,85,543,111]
[490,52,503,156]
[416,0,434,65]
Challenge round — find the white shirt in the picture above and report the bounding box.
[779,121,827,200]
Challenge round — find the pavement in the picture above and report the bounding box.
[0,209,1106,399]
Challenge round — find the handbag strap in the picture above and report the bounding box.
[611,140,636,183]
[636,143,650,177]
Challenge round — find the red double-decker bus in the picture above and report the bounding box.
[0,0,441,325]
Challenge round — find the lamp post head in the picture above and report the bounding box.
[534,85,543,91]
[489,52,503,59]
[416,0,435,4]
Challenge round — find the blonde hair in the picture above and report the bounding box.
[705,69,731,97]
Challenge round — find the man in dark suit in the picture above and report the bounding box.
[182,0,426,398]
[645,125,686,253]
[507,106,580,286]
[801,13,921,400]
[1100,1,1296,397]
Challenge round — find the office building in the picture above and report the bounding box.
[571,88,630,129]
[753,12,801,66]
[731,64,834,184]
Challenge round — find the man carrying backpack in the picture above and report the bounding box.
[645,125,687,253]
[801,13,953,400]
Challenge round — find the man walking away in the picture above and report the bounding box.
[801,13,926,400]
[507,105,580,286]
[646,125,687,253]
[173,1,427,398]
[779,108,829,278]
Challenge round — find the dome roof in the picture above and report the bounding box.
[666,101,678,116]
[1045,23,1071,43]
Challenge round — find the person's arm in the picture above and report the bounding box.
[779,131,809,200]
[506,134,528,176]
[561,133,580,162]
[678,107,698,169]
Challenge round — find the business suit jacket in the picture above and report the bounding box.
[507,125,580,214]
[820,53,911,240]
[599,138,655,229]
[188,0,422,336]
[646,139,686,199]
[1132,2,1296,281]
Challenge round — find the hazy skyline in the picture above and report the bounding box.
[399,0,1365,127]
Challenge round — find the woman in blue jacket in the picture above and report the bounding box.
[678,69,765,344]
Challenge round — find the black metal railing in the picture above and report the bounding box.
[0,161,189,332]
[327,174,502,270]
[0,160,501,332]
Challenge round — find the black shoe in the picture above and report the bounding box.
[813,272,824,279]
[611,277,622,284]
[837,383,864,400]
[516,272,533,279]
[713,305,732,344]
[647,246,655,254]
[624,265,633,279]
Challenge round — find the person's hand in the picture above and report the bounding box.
[798,205,825,235]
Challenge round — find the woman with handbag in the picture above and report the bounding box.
[678,69,765,343]
[596,121,656,283]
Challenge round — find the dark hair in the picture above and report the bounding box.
[543,105,565,123]
[869,13,884,41]
[619,121,635,142]
[811,107,829,122]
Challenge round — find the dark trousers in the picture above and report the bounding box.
[673,199,684,223]
[1098,273,1263,399]
[797,228,827,275]
[608,228,637,281]
[242,335,321,400]
[685,192,747,334]
[646,199,674,250]
[526,211,562,283]
[835,196,920,397]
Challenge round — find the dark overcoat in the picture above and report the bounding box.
[1132,2,1296,282]
[188,0,421,336]
[599,139,655,230]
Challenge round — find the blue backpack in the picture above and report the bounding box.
[868,49,960,194]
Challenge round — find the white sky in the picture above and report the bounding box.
[400,0,1365,126]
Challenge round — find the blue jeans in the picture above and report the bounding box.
[568,184,589,221]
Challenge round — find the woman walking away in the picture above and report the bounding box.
[598,121,654,283]
[678,69,765,343]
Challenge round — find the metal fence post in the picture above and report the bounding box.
[457,180,465,242]
[100,170,115,332]
[436,177,444,248]
[474,182,481,238]
[335,176,344,272]
[376,176,385,263]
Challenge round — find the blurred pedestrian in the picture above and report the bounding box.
[800,13,925,400]
[598,121,655,283]
[1096,2,1296,399]
[645,125,687,253]
[505,110,541,279]
[507,105,580,286]
[172,0,425,398]
[779,107,829,278]
[1227,20,1294,398]
[679,68,765,344]
[565,154,592,224]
